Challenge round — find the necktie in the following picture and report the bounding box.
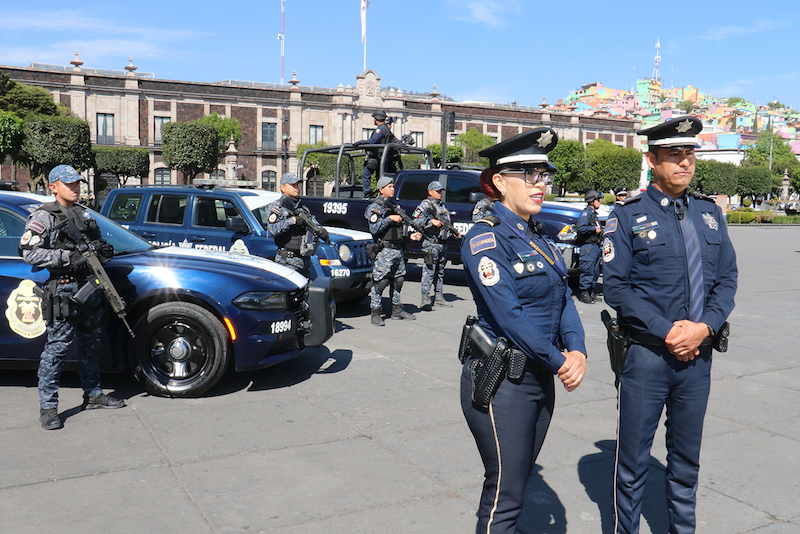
[675,198,704,322]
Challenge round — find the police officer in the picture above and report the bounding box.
[267,172,328,278]
[603,117,738,534]
[355,110,392,197]
[411,180,461,310]
[609,188,628,216]
[577,189,603,303]
[471,196,495,223]
[20,165,125,430]
[365,175,415,325]
[460,128,587,533]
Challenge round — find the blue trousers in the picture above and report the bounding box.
[461,359,555,534]
[579,243,601,292]
[614,344,712,534]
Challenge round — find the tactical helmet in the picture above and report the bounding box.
[585,190,601,203]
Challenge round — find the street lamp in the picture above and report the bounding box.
[281,133,292,175]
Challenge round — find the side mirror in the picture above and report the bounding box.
[226,216,249,233]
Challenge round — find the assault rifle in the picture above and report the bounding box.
[57,214,135,337]
[432,214,462,238]
[384,198,425,233]
[283,198,330,244]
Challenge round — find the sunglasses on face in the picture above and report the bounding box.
[498,168,553,186]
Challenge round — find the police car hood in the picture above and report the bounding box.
[145,246,307,288]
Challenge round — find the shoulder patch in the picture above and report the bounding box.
[602,237,615,263]
[477,257,500,286]
[267,212,278,224]
[28,220,47,234]
[604,218,618,235]
[369,213,379,223]
[469,232,497,255]
[477,215,501,226]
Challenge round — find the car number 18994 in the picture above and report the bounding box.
[270,319,292,334]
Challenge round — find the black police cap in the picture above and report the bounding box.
[372,110,387,121]
[637,116,702,148]
[479,127,558,168]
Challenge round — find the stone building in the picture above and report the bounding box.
[1,57,641,193]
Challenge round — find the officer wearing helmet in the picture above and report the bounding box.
[577,189,603,303]
[354,110,392,197]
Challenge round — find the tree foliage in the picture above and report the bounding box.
[694,159,738,196]
[677,100,694,113]
[726,97,745,107]
[548,139,588,194]
[0,83,58,118]
[455,127,495,164]
[583,139,641,194]
[743,130,799,178]
[736,166,774,200]
[94,146,150,187]
[161,121,219,184]
[195,113,242,167]
[0,110,24,161]
[426,143,463,167]
[19,114,94,191]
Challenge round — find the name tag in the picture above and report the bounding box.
[631,221,659,234]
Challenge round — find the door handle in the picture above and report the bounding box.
[190,236,206,242]
[140,232,155,238]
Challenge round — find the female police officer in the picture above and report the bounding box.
[460,128,587,534]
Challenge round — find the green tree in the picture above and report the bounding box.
[455,127,495,164]
[426,143,463,167]
[0,83,58,118]
[161,121,219,184]
[548,139,588,195]
[583,139,641,194]
[94,146,150,187]
[677,100,694,113]
[743,130,798,178]
[767,101,784,110]
[18,114,94,191]
[0,110,24,161]
[736,166,774,201]
[195,113,242,167]
[726,96,745,107]
[695,159,737,196]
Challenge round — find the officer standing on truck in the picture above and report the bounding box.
[365,175,415,325]
[354,110,391,197]
[267,172,328,277]
[603,117,737,534]
[577,189,603,303]
[411,180,461,310]
[20,164,125,430]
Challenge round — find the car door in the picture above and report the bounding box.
[190,194,248,252]
[136,192,190,247]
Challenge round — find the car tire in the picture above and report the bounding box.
[129,302,230,397]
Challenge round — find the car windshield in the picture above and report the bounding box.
[20,203,154,255]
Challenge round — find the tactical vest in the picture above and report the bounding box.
[275,196,305,252]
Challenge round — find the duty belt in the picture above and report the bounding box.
[629,331,713,347]
[381,241,403,250]
[278,248,301,258]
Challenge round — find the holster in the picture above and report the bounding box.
[424,249,435,269]
[366,242,384,261]
[600,309,628,377]
[42,280,80,321]
[470,337,508,409]
[714,322,730,353]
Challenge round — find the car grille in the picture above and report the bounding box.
[351,243,371,267]
[287,288,305,312]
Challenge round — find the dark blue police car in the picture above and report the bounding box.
[0,192,334,397]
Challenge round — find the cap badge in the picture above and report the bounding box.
[537,130,554,148]
[676,119,693,133]
[516,223,525,231]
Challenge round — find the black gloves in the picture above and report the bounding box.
[97,240,114,259]
[68,251,88,271]
[318,227,329,242]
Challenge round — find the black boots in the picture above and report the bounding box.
[579,291,594,304]
[391,304,415,320]
[39,408,63,430]
[83,393,126,410]
[371,307,385,326]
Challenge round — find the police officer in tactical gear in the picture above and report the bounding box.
[364,175,415,325]
[20,165,125,430]
[355,110,392,197]
[577,189,603,303]
[471,196,495,223]
[604,117,738,534]
[267,172,328,277]
[411,180,461,310]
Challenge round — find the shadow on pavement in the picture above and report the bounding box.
[517,464,567,533]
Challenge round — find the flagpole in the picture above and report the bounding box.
[363,10,367,71]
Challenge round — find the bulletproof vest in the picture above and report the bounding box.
[39,202,99,249]
[375,198,403,244]
[274,196,305,251]
[578,208,601,245]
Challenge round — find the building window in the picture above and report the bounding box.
[262,170,277,191]
[362,128,376,140]
[154,168,171,185]
[262,123,277,150]
[154,117,170,145]
[97,114,114,145]
[411,131,424,147]
[309,125,324,145]
[449,133,458,144]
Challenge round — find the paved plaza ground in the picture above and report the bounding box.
[1,226,798,534]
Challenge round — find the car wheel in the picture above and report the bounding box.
[129,302,230,397]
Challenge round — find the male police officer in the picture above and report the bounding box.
[472,196,495,223]
[577,189,603,303]
[267,172,328,277]
[365,175,415,325]
[355,110,392,197]
[412,180,461,310]
[20,165,125,430]
[603,117,737,534]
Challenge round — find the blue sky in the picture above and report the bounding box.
[1,1,798,110]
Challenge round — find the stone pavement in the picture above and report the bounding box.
[0,226,798,534]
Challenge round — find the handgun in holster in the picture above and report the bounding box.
[600,309,628,378]
[713,322,730,352]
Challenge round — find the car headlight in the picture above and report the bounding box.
[338,244,352,262]
[557,224,577,244]
[233,291,287,310]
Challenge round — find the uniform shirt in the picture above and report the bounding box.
[577,205,601,245]
[412,197,453,243]
[365,123,390,145]
[602,184,737,340]
[472,198,494,223]
[461,202,586,374]
[365,197,405,244]
[20,203,99,273]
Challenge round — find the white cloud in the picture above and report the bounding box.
[701,19,784,41]
[450,0,523,29]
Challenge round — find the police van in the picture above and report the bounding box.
[0,192,334,397]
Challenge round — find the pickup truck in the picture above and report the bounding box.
[298,143,585,269]
[101,186,374,301]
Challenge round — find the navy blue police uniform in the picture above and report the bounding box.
[357,111,391,195]
[603,117,737,534]
[577,194,602,301]
[459,128,586,534]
